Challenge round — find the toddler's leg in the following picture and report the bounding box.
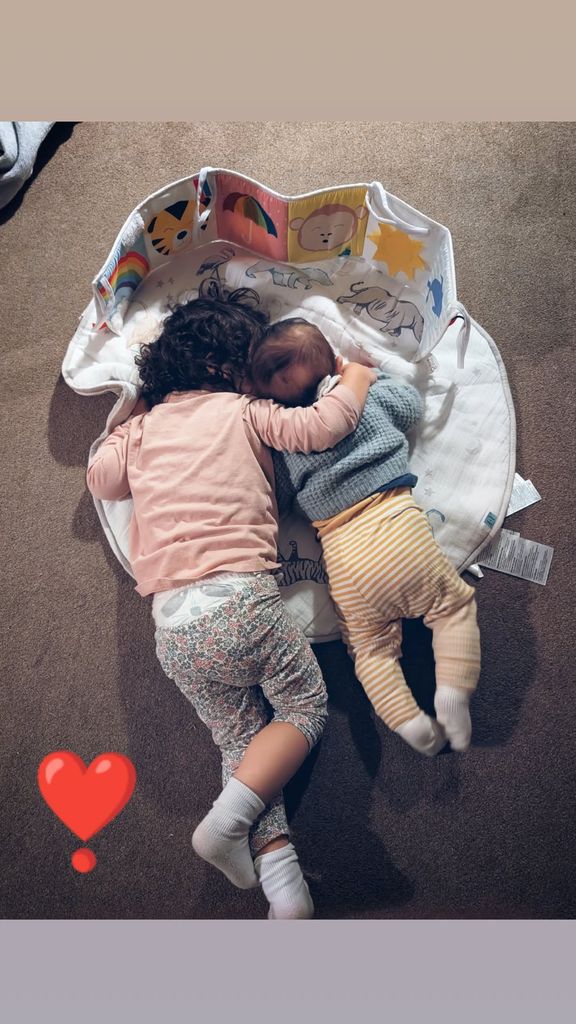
[157,577,327,911]
[156,626,284,889]
[255,842,314,920]
[221,750,290,859]
[239,588,328,918]
[188,686,298,885]
[231,586,329,803]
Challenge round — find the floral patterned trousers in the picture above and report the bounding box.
[155,573,328,854]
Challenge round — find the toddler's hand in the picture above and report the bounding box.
[338,361,376,410]
[341,361,377,385]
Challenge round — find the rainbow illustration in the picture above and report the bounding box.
[223,192,278,237]
[95,246,149,324]
[108,250,150,297]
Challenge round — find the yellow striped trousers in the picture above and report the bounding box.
[314,489,481,732]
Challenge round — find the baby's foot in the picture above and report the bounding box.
[395,710,447,756]
[192,777,264,889]
[434,686,472,751]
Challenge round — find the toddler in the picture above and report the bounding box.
[249,317,481,756]
[86,291,374,918]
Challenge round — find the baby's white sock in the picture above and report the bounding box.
[434,686,472,751]
[395,710,447,756]
[192,777,265,889]
[254,843,314,920]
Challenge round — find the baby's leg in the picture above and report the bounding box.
[318,493,447,756]
[335,603,445,757]
[365,498,481,750]
[330,493,480,752]
[423,571,481,752]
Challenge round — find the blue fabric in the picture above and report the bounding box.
[274,373,422,521]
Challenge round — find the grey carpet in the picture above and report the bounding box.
[1,121,575,919]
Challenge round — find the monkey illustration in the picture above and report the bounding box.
[289,203,367,255]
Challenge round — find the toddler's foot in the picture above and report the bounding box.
[254,842,314,919]
[434,686,472,751]
[192,777,264,889]
[395,710,447,756]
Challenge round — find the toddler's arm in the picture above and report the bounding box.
[245,363,375,454]
[86,419,132,500]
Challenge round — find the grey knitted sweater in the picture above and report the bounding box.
[273,372,423,521]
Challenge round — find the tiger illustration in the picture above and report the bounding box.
[146,200,196,257]
[276,540,329,586]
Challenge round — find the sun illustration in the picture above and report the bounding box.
[368,223,427,279]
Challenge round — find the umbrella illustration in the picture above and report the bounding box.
[223,192,278,237]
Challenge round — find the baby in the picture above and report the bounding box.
[249,317,481,756]
[86,292,375,919]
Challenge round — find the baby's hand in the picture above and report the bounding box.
[334,355,345,375]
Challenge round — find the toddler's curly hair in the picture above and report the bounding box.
[135,286,269,407]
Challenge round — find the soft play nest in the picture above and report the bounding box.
[63,168,515,640]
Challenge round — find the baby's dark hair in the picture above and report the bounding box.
[135,286,269,407]
[249,318,336,389]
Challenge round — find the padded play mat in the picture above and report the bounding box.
[62,167,516,641]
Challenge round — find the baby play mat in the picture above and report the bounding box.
[62,167,516,641]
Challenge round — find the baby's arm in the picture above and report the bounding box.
[86,420,132,500]
[245,363,375,454]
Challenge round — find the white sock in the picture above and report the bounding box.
[192,777,265,889]
[254,843,314,920]
[434,686,472,751]
[395,710,447,756]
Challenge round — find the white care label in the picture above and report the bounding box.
[478,528,554,585]
[506,473,542,517]
[465,563,484,579]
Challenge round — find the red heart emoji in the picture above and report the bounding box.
[37,751,136,841]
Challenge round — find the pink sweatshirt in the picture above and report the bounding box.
[86,385,361,597]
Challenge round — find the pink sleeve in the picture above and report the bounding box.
[86,420,132,500]
[243,384,361,453]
